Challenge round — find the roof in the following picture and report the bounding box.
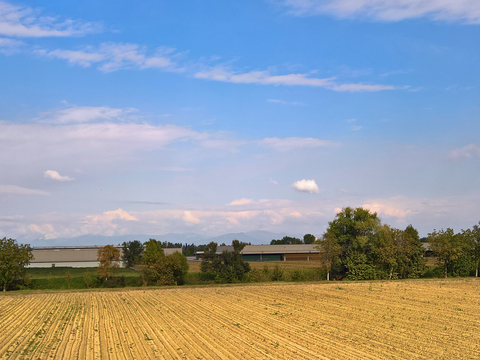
[241,244,319,255]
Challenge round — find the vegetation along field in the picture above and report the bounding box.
[1,279,479,359]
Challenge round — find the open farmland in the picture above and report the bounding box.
[1,280,479,359]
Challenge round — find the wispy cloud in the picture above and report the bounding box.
[0,184,48,195]
[267,99,304,106]
[38,43,184,73]
[447,144,480,161]
[44,170,74,182]
[260,137,335,151]
[0,1,102,38]
[292,179,320,194]
[35,106,138,124]
[195,67,399,92]
[0,36,22,54]
[351,125,363,131]
[279,0,480,23]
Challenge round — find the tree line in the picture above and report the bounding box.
[316,207,480,280]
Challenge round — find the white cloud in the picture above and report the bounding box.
[280,0,480,23]
[292,179,320,194]
[0,36,22,54]
[183,211,200,224]
[260,137,334,151]
[267,99,304,106]
[362,201,412,218]
[229,198,253,206]
[447,144,480,161]
[36,106,137,124]
[351,125,363,131]
[0,1,102,37]
[41,43,183,73]
[346,118,357,123]
[0,184,48,195]
[195,67,398,92]
[269,178,279,185]
[44,170,74,182]
[0,116,207,169]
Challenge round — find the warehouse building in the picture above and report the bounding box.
[195,244,319,261]
[28,246,182,268]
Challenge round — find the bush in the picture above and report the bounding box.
[271,264,283,281]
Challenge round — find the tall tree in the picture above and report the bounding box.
[97,245,120,280]
[141,239,189,285]
[200,241,250,283]
[121,240,144,268]
[471,222,480,277]
[316,233,342,281]
[0,238,33,292]
[428,229,464,278]
[323,207,381,279]
[303,234,316,244]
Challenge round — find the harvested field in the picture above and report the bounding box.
[1,279,479,359]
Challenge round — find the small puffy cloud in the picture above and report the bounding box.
[44,170,74,181]
[195,67,398,92]
[292,179,320,194]
[447,144,480,161]
[0,1,103,38]
[260,137,334,151]
[280,0,480,24]
[0,184,49,195]
[229,198,253,206]
[183,211,200,224]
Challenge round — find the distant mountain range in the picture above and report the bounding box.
[29,230,304,247]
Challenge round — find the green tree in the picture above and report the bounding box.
[200,241,250,283]
[141,239,189,285]
[270,236,303,245]
[323,207,380,279]
[315,233,341,281]
[121,240,144,268]
[303,234,316,244]
[0,238,33,292]
[97,245,120,280]
[470,222,480,277]
[428,229,464,278]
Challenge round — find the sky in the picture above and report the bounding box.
[0,0,479,243]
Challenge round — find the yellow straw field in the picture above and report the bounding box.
[1,279,479,359]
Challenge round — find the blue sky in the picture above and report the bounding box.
[0,0,479,243]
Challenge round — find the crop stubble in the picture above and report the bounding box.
[0,279,479,359]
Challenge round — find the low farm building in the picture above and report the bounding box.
[195,244,320,261]
[28,246,182,268]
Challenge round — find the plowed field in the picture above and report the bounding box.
[1,279,479,359]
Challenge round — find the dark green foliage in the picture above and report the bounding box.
[141,239,189,285]
[122,240,144,268]
[321,208,427,281]
[303,234,316,244]
[0,237,33,291]
[200,241,250,283]
[270,236,303,245]
[271,264,284,281]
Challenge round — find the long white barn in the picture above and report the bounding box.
[28,246,182,268]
